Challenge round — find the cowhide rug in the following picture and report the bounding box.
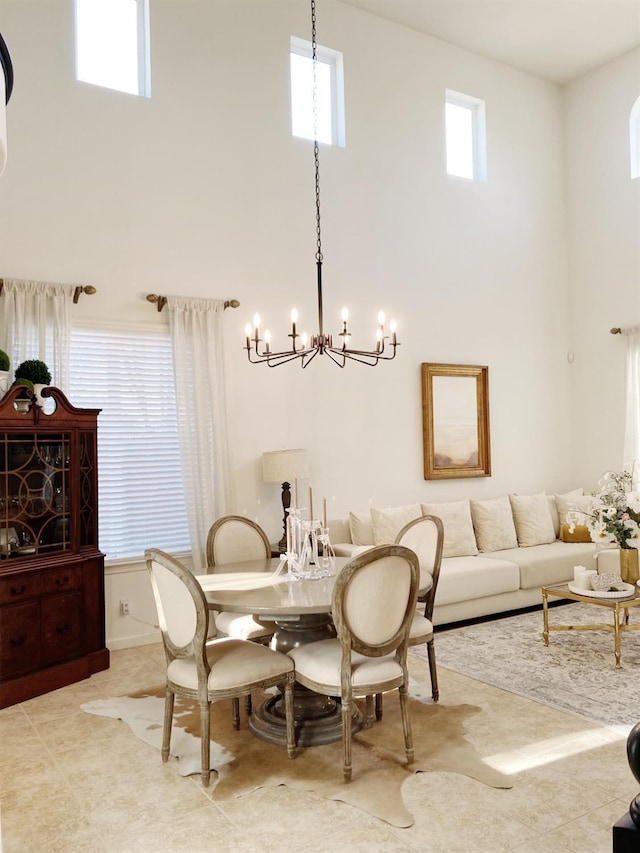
[81,677,511,828]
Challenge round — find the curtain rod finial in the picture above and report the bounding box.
[611,328,622,335]
[146,294,167,312]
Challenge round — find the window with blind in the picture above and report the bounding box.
[69,326,190,560]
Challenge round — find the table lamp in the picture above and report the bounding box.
[262,448,309,552]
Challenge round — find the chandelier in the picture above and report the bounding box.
[244,0,399,368]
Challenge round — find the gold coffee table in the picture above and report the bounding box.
[541,582,640,669]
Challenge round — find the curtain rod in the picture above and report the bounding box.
[146,293,240,312]
[0,278,97,303]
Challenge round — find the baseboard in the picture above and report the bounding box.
[107,631,161,650]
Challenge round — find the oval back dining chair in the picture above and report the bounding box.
[145,548,296,787]
[206,514,271,567]
[372,514,444,720]
[205,515,276,645]
[289,544,419,782]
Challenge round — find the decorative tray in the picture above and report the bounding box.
[568,581,635,599]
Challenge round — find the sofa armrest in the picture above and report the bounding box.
[333,543,374,558]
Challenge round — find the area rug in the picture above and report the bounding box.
[425,602,640,729]
[81,679,511,828]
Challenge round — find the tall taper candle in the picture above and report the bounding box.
[293,478,298,507]
[323,497,327,528]
[309,487,313,521]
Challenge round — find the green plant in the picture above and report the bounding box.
[0,349,9,371]
[14,359,52,386]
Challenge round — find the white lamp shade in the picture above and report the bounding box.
[262,449,309,483]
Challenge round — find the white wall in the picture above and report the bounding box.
[564,48,640,488]
[1,1,581,646]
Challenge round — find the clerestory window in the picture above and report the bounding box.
[631,96,640,179]
[75,0,151,97]
[290,37,345,147]
[445,89,487,182]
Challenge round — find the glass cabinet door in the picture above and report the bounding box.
[0,433,71,559]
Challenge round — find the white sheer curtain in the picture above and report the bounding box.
[0,278,73,391]
[623,327,640,488]
[166,296,232,571]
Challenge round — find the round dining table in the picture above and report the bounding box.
[195,556,358,747]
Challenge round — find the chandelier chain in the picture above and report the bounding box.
[243,0,399,367]
[311,0,322,262]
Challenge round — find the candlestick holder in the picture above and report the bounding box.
[282,508,336,580]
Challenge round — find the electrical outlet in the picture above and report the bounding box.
[120,599,130,616]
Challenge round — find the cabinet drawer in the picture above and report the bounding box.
[0,574,41,606]
[0,601,40,678]
[41,593,83,665]
[40,567,81,596]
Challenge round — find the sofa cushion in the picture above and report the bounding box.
[421,500,478,558]
[509,493,556,547]
[370,504,422,546]
[555,492,591,528]
[470,496,518,552]
[550,489,584,536]
[435,555,520,606]
[349,511,374,546]
[486,541,597,589]
[560,523,592,543]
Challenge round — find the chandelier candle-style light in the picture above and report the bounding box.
[244,0,400,368]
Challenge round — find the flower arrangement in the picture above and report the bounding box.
[570,471,640,550]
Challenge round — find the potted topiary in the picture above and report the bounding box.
[0,349,9,399]
[11,378,35,413]
[14,359,52,407]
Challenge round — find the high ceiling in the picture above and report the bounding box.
[341,0,640,83]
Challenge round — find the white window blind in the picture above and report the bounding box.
[69,326,190,560]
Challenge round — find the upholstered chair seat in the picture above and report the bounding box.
[145,548,296,787]
[290,544,419,782]
[373,515,444,720]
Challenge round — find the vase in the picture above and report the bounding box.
[619,549,639,584]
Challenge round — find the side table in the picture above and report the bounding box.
[541,582,640,669]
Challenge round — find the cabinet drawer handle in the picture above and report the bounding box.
[9,635,25,647]
[10,584,27,596]
[55,576,70,586]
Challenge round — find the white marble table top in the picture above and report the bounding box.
[195,557,347,617]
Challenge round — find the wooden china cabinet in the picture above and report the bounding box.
[0,386,109,708]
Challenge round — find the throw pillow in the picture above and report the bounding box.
[560,523,592,543]
[470,496,518,552]
[555,492,591,528]
[349,511,374,546]
[370,504,423,546]
[421,499,478,558]
[509,493,556,547]
[548,489,583,537]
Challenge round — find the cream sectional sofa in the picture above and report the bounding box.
[327,490,597,626]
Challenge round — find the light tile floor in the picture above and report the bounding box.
[0,644,637,853]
